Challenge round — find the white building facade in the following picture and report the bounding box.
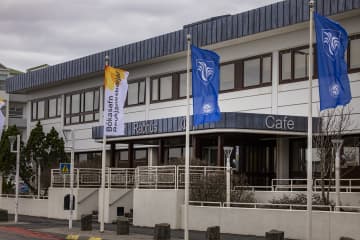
[7,0,360,185]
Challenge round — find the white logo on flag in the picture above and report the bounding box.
[329,83,340,97]
[322,29,341,60]
[196,60,215,84]
[202,103,213,114]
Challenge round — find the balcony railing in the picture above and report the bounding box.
[50,166,360,192]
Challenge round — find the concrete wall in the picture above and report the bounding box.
[133,189,184,229]
[185,206,360,240]
[0,197,48,218]
[98,188,134,223]
[254,191,360,206]
[108,189,133,222]
[48,187,98,220]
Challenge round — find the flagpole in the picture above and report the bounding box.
[100,55,109,233]
[184,34,191,240]
[307,1,314,240]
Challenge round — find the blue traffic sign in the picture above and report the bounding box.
[60,163,71,174]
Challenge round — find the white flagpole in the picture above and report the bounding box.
[100,55,109,233]
[184,34,191,240]
[307,1,314,240]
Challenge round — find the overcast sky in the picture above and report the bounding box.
[1,0,282,72]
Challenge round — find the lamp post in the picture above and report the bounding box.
[36,157,42,199]
[63,129,74,230]
[223,146,233,207]
[331,138,344,210]
[9,134,20,223]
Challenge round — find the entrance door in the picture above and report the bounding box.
[239,142,276,186]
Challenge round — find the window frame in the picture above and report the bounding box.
[31,95,62,121]
[64,87,100,126]
[241,53,273,90]
[150,73,176,103]
[125,78,146,107]
[348,33,360,73]
[279,44,318,84]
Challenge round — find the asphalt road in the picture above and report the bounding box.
[0,215,266,240]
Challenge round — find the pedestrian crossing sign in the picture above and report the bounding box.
[60,163,71,174]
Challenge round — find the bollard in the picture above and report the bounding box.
[265,229,284,240]
[154,223,170,240]
[81,214,92,231]
[206,226,220,240]
[116,216,130,235]
[0,209,8,222]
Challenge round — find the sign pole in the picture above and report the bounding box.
[307,1,314,240]
[69,130,75,229]
[100,56,109,233]
[184,34,191,240]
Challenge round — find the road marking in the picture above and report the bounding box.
[0,226,61,239]
[66,234,79,240]
[88,237,102,240]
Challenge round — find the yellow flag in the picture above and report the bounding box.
[103,66,129,136]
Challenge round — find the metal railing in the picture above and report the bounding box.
[51,168,134,188]
[189,201,360,213]
[177,165,227,189]
[50,167,360,192]
[0,194,48,200]
[314,179,360,192]
[135,165,177,189]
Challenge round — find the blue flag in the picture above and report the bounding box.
[314,13,351,110]
[191,45,221,126]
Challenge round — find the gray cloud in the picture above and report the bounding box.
[0,0,282,71]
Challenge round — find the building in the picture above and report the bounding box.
[7,0,360,185]
[0,63,26,138]
[3,1,360,238]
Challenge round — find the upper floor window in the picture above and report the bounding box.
[280,34,360,83]
[280,45,316,83]
[32,96,61,121]
[64,88,100,125]
[179,72,192,98]
[243,55,272,88]
[348,34,360,72]
[151,74,174,102]
[150,53,272,103]
[126,79,146,106]
[220,53,272,92]
[9,102,24,119]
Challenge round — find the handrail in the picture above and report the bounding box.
[77,189,98,204]
[109,189,133,206]
[0,194,48,199]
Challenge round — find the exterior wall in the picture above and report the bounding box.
[185,205,360,240]
[19,14,360,157]
[47,187,98,220]
[0,197,48,218]
[133,189,184,229]
[98,188,133,223]
[108,189,133,222]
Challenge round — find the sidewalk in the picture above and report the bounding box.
[38,226,181,240]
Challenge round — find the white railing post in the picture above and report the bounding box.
[50,169,54,188]
[125,169,128,189]
[349,179,352,192]
[76,169,80,188]
[155,167,158,189]
[108,168,111,189]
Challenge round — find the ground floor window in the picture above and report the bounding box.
[74,152,101,168]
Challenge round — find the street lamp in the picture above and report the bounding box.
[36,156,42,199]
[331,138,344,210]
[9,134,20,223]
[223,146,233,207]
[62,129,74,230]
